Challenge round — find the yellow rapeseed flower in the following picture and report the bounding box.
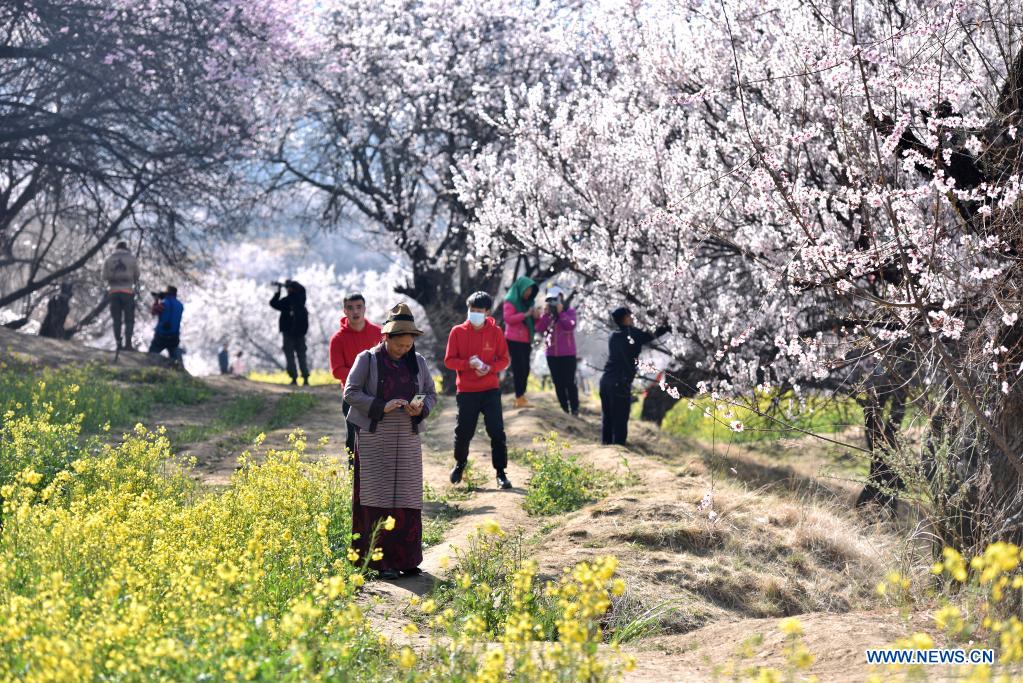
[779,617,803,636]
[933,604,963,632]
[383,516,396,531]
[398,647,416,669]
[909,632,934,650]
[480,519,504,536]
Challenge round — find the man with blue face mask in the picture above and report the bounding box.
[444,291,513,489]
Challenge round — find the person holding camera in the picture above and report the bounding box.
[147,286,184,362]
[535,285,580,416]
[502,276,540,408]
[600,307,670,446]
[343,303,436,579]
[270,279,310,386]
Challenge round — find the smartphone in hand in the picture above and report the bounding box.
[409,394,427,409]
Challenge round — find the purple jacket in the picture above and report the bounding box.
[536,307,577,357]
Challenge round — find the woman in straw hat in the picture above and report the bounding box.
[344,303,437,579]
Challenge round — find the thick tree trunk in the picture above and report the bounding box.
[640,382,681,425]
[418,299,463,395]
[982,324,1023,544]
[988,393,1023,539]
[640,364,712,425]
[926,335,1023,552]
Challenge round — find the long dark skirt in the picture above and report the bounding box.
[351,449,423,572]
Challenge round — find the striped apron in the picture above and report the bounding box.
[356,411,423,510]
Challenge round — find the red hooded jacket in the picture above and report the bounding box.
[444,317,510,393]
[329,318,382,386]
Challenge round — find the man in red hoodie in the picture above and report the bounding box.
[329,292,382,462]
[444,291,513,490]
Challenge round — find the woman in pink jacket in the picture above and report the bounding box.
[502,276,539,407]
[535,285,579,415]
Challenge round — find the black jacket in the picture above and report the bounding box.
[601,324,670,385]
[270,284,309,337]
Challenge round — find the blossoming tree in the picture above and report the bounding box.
[459,1,1023,549]
[0,0,311,332]
[270,0,592,389]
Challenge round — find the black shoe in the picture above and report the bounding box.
[379,569,400,580]
[290,378,298,386]
[302,376,309,386]
[496,471,512,490]
[400,567,423,577]
[450,463,465,484]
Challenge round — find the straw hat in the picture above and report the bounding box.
[381,303,424,336]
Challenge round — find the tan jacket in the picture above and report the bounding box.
[102,249,139,293]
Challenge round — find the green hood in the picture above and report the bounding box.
[504,276,537,339]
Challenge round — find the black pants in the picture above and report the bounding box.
[109,292,135,349]
[453,389,508,471]
[547,355,579,414]
[149,333,181,360]
[507,340,531,397]
[282,333,309,380]
[599,374,631,445]
[342,400,358,467]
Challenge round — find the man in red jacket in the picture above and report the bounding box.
[444,291,513,490]
[328,292,382,462]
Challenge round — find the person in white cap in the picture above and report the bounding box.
[535,285,580,415]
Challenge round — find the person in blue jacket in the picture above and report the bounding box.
[148,286,184,361]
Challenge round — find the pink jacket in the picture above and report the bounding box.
[536,308,577,357]
[503,300,533,344]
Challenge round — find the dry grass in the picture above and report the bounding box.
[505,406,905,648]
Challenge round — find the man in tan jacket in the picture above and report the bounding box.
[102,241,140,350]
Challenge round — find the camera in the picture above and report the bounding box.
[150,290,165,300]
[271,280,294,288]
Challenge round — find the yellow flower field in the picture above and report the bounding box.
[0,373,632,682]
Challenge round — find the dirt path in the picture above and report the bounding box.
[351,395,536,642]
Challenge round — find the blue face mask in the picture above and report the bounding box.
[468,311,486,327]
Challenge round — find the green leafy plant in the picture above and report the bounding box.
[523,432,611,516]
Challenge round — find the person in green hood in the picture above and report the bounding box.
[502,276,540,407]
